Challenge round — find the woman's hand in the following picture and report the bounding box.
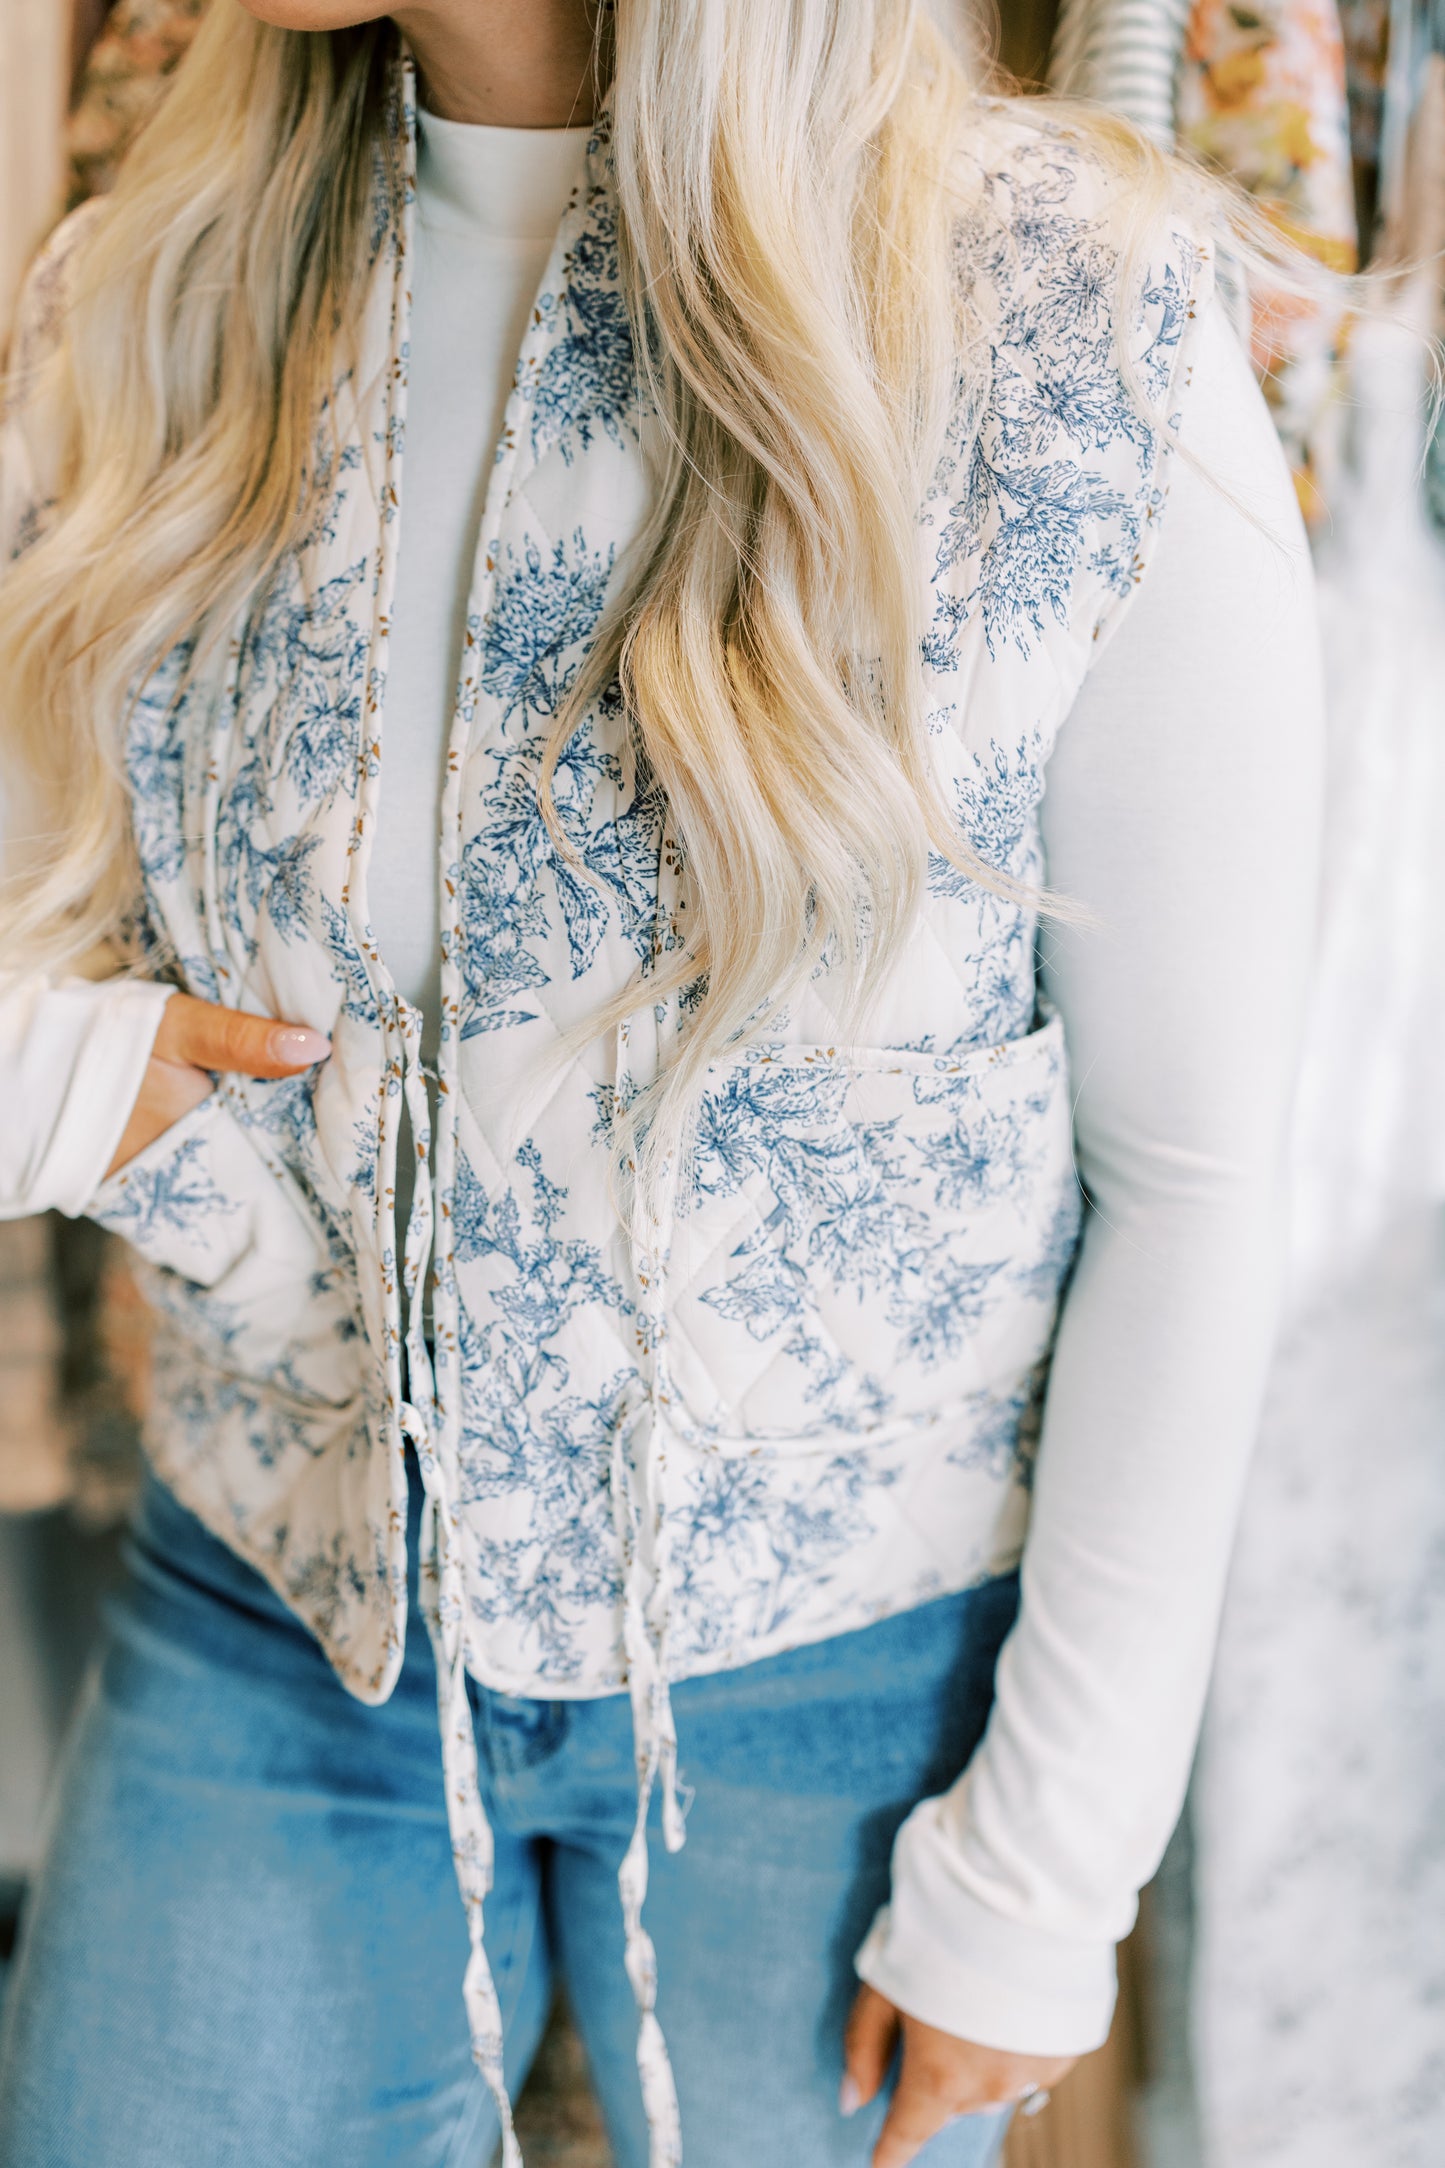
[105,993,331,1178]
[843,1985,1077,2167]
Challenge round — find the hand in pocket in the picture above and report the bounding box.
[106,994,331,1178]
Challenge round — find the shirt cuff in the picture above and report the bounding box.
[854,1796,1118,2058]
[47,978,176,1217]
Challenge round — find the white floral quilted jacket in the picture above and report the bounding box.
[7,65,1210,2157]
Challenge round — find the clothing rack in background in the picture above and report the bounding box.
[1032,9,1445,2168]
[0,4,67,374]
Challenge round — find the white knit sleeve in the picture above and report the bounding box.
[857,298,1324,2053]
[0,973,176,1220]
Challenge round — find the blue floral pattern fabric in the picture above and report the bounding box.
[667,1020,1077,1447]
[4,83,1212,1707]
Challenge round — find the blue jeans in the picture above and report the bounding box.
[0,1469,1019,2168]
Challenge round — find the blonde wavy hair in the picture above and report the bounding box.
[0,0,1305,1135]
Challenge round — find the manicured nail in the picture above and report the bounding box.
[269,1026,331,1067]
[839,2076,862,2117]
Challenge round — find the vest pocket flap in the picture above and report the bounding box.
[89,1087,336,1293]
[87,1091,361,1411]
[87,1094,268,1286]
[664,1014,1081,1449]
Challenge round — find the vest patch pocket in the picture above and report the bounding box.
[664,1014,1080,1450]
[85,1090,361,1417]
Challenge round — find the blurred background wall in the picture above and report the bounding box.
[0,0,67,346]
[1,5,1443,2166]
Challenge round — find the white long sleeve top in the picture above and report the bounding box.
[0,123,1322,2055]
[368,112,590,1039]
[857,298,1323,2049]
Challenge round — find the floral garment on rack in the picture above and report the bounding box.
[1179,0,1359,522]
[68,0,209,207]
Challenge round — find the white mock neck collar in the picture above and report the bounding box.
[417,107,589,242]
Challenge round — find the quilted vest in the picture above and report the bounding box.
[47,62,1211,2154]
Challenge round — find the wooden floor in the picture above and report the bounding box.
[508,2004,612,2168]
[503,1928,1145,2168]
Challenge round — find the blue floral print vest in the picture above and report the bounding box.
[16,61,1211,2155]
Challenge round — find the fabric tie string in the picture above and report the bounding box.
[610,1018,688,2168]
[609,1393,686,2168]
[393,1000,521,2167]
[387,1005,691,2168]
[412,1453,520,2168]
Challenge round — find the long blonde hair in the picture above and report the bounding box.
[1,14,393,957]
[0,1,1299,1131]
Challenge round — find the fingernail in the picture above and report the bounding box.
[839,2076,862,2117]
[269,1027,331,1067]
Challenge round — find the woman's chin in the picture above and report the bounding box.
[234,0,393,30]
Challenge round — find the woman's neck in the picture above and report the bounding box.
[393,0,603,128]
